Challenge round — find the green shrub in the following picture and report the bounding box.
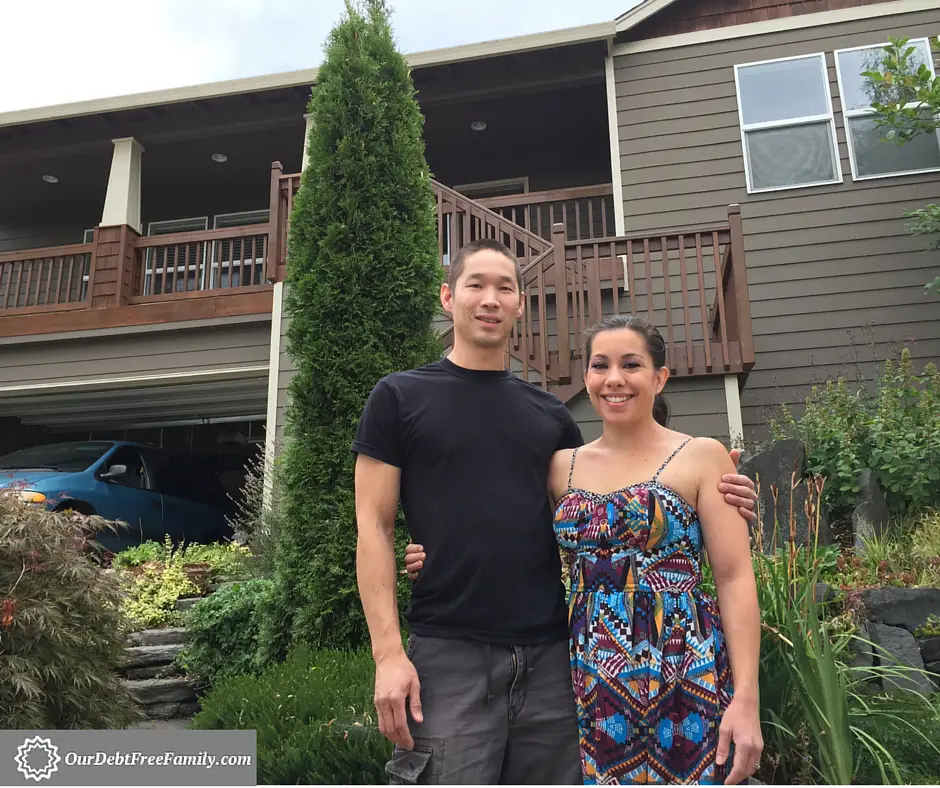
[262,0,442,657]
[178,578,273,686]
[853,695,940,785]
[122,563,198,631]
[114,537,252,581]
[0,495,141,729]
[773,349,940,516]
[191,647,390,784]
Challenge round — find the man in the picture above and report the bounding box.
[353,238,758,784]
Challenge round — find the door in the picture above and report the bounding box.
[94,445,164,547]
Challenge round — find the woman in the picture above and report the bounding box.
[407,315,762,785]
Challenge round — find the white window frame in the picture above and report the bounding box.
[834,37,940,181]
[733,52,843,194]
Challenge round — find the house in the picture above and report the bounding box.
[1,0,938,486]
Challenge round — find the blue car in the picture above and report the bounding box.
[0,440,234,552]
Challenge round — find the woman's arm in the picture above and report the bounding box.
[690,438,763,785]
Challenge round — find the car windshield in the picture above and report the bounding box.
[0,441,114,473]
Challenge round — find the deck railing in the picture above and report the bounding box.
[476,184,616,243]
[132,227,269,297]
[0,243,92,311]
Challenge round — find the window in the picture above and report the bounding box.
[734,53,842,193]
[835,38,940,180]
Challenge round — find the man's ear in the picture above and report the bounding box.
[515,290,525,320]
[441,282,454,317]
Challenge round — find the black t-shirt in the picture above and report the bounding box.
[352,357,583,645]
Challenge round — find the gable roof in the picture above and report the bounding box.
[615,0,682,32]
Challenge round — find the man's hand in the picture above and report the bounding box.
[375,650,423,750]
[722,448,758,524]
[403,543,425,582]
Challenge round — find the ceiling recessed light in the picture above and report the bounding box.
[470,120,487,132]
[211,153,228,163]
[42,174,59,183]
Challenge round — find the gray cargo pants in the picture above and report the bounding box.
[385,634,582,785]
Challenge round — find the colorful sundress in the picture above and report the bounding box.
[553,439,734,785]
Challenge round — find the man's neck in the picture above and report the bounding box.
[447,340,506,372]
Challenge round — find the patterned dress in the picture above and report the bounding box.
[553,440,733,785]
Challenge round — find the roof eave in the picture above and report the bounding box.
[615,0,681,32]
[0,20,615,130]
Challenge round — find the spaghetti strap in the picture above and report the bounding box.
[567,447,580,489]
[652,438,692,482]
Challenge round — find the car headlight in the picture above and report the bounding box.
[10,490,47,504]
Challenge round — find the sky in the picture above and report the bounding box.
[0,0,638,113]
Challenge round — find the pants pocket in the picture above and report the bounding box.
[386,738,444,785]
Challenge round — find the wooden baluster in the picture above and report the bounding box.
[713,231,730,370]
[661,236,674,374]
[589,243,602,327]
[728,204,754,367]
[600,197,608,238]
[626,239,637,317]
[553,223,570,382]
[63,258,73,304]
[695,233,712,373]
[678,234,693,375]
[537,261,548,390]
[643,239,653,325]
[610,240,620,315]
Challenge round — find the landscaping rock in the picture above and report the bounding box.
[738,439,831,551]
[852,469,891,553]
[868,623,934,695]
[123,644,183,670]
[126,628,187,647]
[814,583,838,605]
[849,621,875,672]
[926,662,940,687]
[125,677,197,705]
[918,635,940,664]
[861,587,940,633]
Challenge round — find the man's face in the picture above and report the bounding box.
[442,250,524,350]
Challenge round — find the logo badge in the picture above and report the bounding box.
[15,736,61,782]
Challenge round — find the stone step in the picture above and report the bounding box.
[125,677,198,706]
[140,700,201,721]
[125,663,183,681]
[123,643,184,670]
[175,596,201,614]
[126,628,188,647]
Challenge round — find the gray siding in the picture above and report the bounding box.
[615,8,940,439]
[569,377,730,444]
[0,320,270,388]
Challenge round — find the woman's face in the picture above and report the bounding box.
[584,327,668,427]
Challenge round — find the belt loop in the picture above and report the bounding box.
[484,644,495,703]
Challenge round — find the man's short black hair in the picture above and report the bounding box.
[448,238,523,291]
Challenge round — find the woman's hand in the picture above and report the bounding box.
[402,543,425,581]
[717,696,763,785]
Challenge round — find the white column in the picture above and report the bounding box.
[100,137,145,232]
[301,112,314,171]
[605,40,628,288]
[263,281,285,508]
[724,374,745,450]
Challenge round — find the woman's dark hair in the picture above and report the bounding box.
[584,315,670,427]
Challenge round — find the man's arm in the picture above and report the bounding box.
[355,454,422,750]
[723,448,758,524]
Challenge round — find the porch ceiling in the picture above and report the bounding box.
[0,374,268,430]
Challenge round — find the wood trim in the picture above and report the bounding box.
[474,183,613,210]
[128,283,273,304]
[0,242,93,264]
[0,301,89,318]
[132,224,269,248]
[612,0,939,55]
[0,290,273,339]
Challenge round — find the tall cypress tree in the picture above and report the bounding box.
[261,0,442,657]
